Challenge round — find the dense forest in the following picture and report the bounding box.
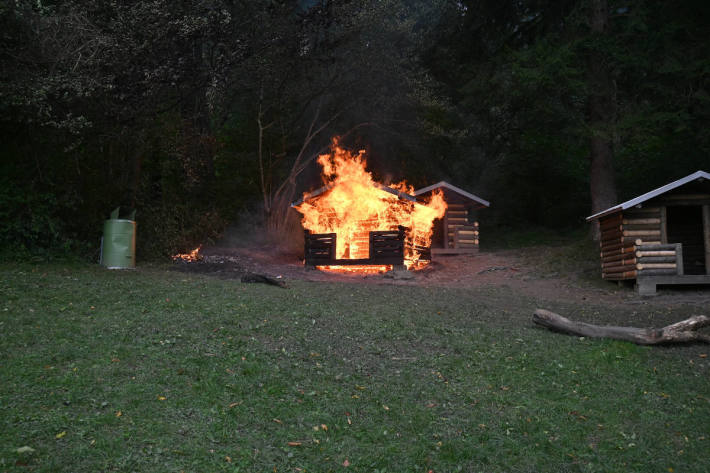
[2,0,709,259]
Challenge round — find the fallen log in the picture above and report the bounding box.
[532,309,710,345]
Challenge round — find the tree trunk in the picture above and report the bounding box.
[533,309,710,345]
[587,0,618,240]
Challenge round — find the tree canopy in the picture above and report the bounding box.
[2,0,709,257]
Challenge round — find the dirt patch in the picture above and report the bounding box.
[174,244,710,310]
[170,243,710,369]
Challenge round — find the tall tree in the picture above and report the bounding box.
[423,0,710,233]
[586,0,618,238]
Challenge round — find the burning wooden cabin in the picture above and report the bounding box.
[291,142,447,271]
[414,182,490,255]
[587,170,710,295]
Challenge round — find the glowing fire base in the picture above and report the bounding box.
[304,227,409,270]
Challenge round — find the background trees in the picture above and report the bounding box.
[2,0,709,257]
[423,0,710,230]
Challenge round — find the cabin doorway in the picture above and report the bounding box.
[666,206,706,275]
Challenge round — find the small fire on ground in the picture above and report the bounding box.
[316,264,392,274]
[294,138,446,272]
[173,245,202,262]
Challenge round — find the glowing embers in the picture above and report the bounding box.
[316,265,392,274]
[172,245,202,262]
[293,138,446,271]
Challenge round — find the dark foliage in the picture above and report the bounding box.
[1,0,709,257]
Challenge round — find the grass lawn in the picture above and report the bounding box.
[1,262,708,472]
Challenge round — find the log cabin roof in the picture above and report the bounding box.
[586,170,710,221]
[414,181,490,208]
[290,182,417,207]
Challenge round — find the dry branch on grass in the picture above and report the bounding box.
[533,309,710,345]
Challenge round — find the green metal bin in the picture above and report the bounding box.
[100,208,136,269]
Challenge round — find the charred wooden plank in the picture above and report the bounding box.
[241,272,287,288]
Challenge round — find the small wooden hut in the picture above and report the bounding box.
[414,181,490,255]
[586,170,710,295]
[291,182,416,269]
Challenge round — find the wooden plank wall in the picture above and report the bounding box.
[445,204,479,249]
[599,208,682,280]
[600,213,637,280]
[621,207,663,245]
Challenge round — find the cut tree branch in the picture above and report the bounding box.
[532,309,710,345]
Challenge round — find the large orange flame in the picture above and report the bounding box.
[294,139,446,270]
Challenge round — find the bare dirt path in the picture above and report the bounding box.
[178,244,710,310]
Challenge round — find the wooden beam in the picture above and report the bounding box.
[443,210,449,249]
[636,250,676,257]
[635,244,677,251]
[637,263,676,270]
[623,218,661,225]
[602,271,637,280]
[623,230,661,237]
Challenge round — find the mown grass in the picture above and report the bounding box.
[1,263,708,472]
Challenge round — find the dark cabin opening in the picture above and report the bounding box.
[666,206,706,274]
[431,217,444,248]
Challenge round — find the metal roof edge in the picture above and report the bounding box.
[290,184,334,207]
[586,170,710,221]
[414,181,490,207]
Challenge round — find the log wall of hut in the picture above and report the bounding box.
[598,186,710,280]
[599,207,681,280]
[441,204,479,250]
[414,182,489,255]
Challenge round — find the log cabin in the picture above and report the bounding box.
[586,170,710,295]
[291,182,416,268]
[414,181,490,255]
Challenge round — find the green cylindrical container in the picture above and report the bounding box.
[101,219,136,269]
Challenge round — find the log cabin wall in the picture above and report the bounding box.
[622,207,663,245]
[413,182,489,254]
[599,207,676,280]
[443,203,479,250]
[599,213,637,280]
[599,200,710,279]
[590,171,710,286]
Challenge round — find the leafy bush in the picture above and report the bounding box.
[0,179,66,255]
[136,205,227,260]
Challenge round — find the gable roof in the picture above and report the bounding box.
[586,170,710,221]
[290,182,416,207]
[414,181,490,208]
